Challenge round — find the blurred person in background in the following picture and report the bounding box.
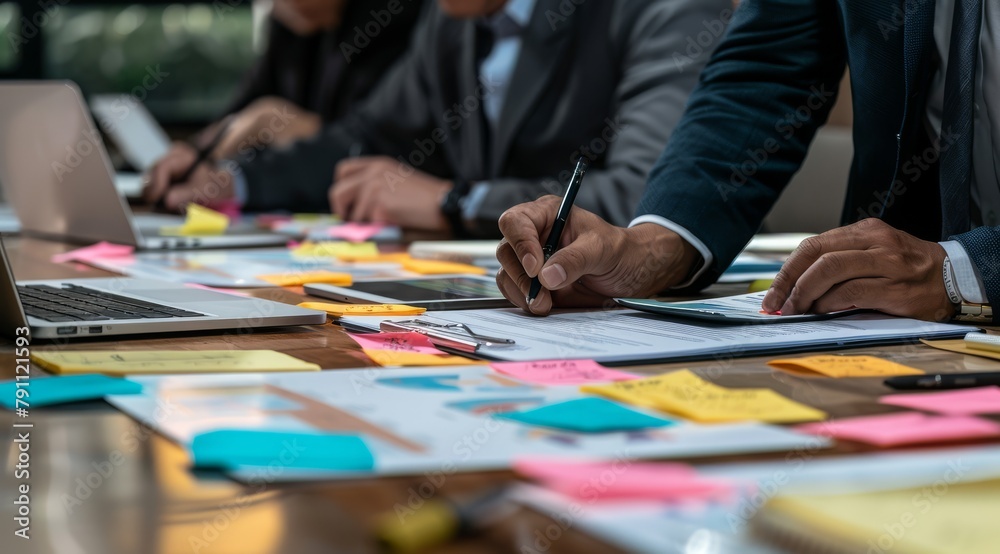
[145,0,424,194]
[144,0,732,239]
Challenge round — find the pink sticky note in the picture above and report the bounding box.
[208,200,242,220]
[880,387,1000,415]
[348,332,444,354]
[328,223,386,243]
[490,359,639,385]
[513,458,738,502]
[796,412,1000,447]
[51,242,135,264]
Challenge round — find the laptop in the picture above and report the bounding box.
[0,238,325,340]
[0,81,289,250]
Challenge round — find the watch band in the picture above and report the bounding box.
[440,180,472,238]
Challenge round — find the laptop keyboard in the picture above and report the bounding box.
[18,284,203,322]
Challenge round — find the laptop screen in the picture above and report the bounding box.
[0,237,30,338]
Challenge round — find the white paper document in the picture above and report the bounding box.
[106,366,826,481]
[340,308,975,364]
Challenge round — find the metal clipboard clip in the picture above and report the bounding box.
[379,319,516,353]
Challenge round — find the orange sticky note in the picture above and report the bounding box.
[768,356,924,378]
[402,258,487,275]
[362,349,482,367]
[257,271,353,287]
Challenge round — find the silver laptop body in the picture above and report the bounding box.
[1,238,325,340]
[0,81,288,250]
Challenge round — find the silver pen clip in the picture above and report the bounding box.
[379,319,516,352]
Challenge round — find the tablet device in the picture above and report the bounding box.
[304,276,512,310]
[616,292,863,324]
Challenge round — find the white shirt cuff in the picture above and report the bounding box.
[461,182,491,222]
[940,241,989,304]
[629,214,713,289]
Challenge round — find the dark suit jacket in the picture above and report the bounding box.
[236,0,731,237]
[638,0,1000,319]
[225,0,424,123]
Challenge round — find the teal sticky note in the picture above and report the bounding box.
[191,430,375,472]
[0,374,142,409]
[497,397,674,433]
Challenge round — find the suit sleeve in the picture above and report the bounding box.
[467,0,730,235]
[637,0,848,292]
[234,8,446,213]
[951,227,1000,323]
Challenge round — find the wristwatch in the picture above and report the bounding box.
[953,302,993,323]
[440,180,472,238]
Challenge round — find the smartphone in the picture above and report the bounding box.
[303,275,512,310]
[616,292,863,324]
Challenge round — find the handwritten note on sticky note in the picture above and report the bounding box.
[30,350,320,376]
[191,430,374,471]
[349,332,444,354]
[297,303,426,316]
[362,349,481,367]
[880,387,1000,415]
[498,397,674,433]
[51,242,135,264]
[291,241,379,260]
[0,374,142,408]
[769,356,924,378]
[490,360,639,385]
[161,204,230,236]
[402,258,487,275]
[797,412,1000,447]
[582,369,826,423]
[513,459,738,502]
[328,222,386,242]
[256,271,353,287]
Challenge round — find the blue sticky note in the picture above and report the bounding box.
[0,374,143,409]
[497,397,674,433]
[191,430,375,472]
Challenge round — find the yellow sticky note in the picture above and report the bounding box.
[291,241,379,260]
[748,279,774,293]
[362,349,484,367]
[297,302,426,316]
[161,204,230,236]
[257,271,353,287]
[582,369,826,424]
[31,350,320,376]
[402,258,487,275]
[768,355,924,378]
[338,252,412,264]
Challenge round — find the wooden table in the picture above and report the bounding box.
[2,236,998,554]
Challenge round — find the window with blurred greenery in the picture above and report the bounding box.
[0,2,262,125]
[0,3,20,71]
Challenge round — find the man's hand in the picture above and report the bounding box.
[762,219,954,321]
[142,142,197,205]
[495,196,699,316]
[143,152,236,212]
[214,97,321,159]
[330,156,450,231]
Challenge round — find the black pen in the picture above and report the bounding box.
[884,372,1000,390]
[178,115,236,182]
[527,157,588,305]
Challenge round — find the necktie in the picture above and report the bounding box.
[939,0,983,238]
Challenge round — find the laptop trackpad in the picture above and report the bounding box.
[129,289,247,303]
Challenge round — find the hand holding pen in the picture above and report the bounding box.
[142,116,236,210]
